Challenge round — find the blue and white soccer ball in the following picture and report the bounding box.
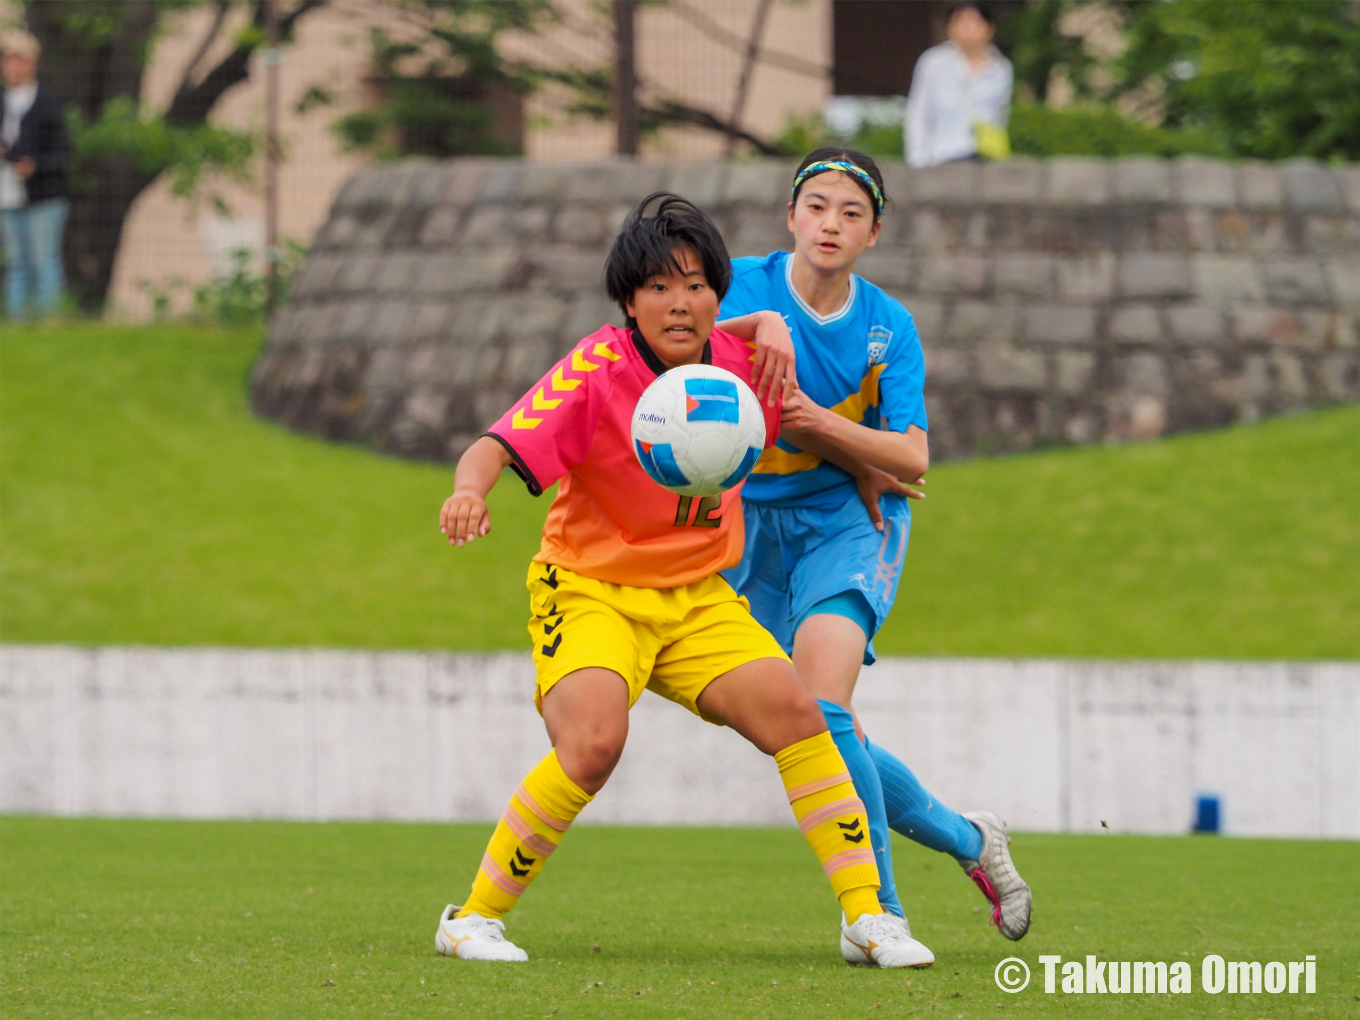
[631,364,766,498]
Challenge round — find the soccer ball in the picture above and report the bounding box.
[631,364,766,497]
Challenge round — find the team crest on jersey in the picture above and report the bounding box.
[867,325,893,366]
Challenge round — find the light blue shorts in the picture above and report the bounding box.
[723,490,912,666]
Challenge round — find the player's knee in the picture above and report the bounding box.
[753,672,828,751]
[560,728,627,791]
[781,684,829,740]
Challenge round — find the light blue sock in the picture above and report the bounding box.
[817,700,903,917]
[866,738,983,862]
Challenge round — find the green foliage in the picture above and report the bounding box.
[66,96,254,202]
[335,72,511,157]
[774,112,905,160]
[333,3,555,158]
[194,242,310,326]
[996,0,1101,102]
[773,112,827,157]
[3,325,1357,659]
[998,0,1360,161]
[137,242,309,326]
[1008,101,1225,159]
[1115,0,1360,161]
[5,817,1359,1018]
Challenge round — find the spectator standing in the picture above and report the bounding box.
[905,3,1012,168]
[2,30,69,319]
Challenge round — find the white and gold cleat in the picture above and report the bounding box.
[435,904,528,962]
[841,911,935,968]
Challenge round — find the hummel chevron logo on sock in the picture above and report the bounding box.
[459,750,592,922]
[776,733,880,918]
[839,818,866,843]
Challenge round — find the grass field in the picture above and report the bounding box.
[2,322,1357,657]
[2,817,1357,1019]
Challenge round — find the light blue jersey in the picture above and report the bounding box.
[720,250,928,510]
[721,249,983,914]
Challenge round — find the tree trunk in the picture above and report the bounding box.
[64,158,158,315]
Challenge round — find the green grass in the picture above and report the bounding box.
[2,818,1357,1018]
[1,323,1357,657]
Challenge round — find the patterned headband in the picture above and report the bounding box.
[791,159,884,215]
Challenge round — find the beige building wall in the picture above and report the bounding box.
[7,0,829,319]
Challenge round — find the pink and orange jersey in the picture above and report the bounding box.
[485,324,781,589]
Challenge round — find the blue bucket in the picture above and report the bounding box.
[1192,795,1221,834]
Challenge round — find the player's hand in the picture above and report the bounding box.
[440,491,491,546]
[854,464,924,531]
[779,387,828,433]
[749,311,796,407]
[14,157,35,180]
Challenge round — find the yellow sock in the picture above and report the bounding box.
[776,731,882,924]
[457,750,592,920]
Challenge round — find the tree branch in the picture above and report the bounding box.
[164,0,328,128]
[646,98,783,156]
[176,0,231,99]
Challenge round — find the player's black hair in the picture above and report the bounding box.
[791,147,889,224]
[604,192,732,328]
[948,1,996,26]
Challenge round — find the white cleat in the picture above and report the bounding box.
[959,811,1032,941]
[435,904,528,962]
[841,911,935,969]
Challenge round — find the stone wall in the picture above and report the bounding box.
[254,156,1360,462]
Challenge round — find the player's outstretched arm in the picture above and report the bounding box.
[781,419,924,531]
[714,309,797,406]
[440,436,512,547]
[782,388,929,487]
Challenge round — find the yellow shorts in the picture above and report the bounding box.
[526,562,790,722]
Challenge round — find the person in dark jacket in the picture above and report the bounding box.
[2,30,69,318]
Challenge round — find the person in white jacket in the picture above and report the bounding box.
[905,2,1013,168]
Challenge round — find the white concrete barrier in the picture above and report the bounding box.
[1,646,1355,837]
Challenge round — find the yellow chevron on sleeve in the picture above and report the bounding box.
[571,349,601,372]
[531,387,562,411]
[592,342,621,361]
[512,409,542,429]
[751,365,887,477]
[551,367,581,392]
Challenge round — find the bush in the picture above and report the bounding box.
[192,242,309,327]
[775,113,905,161]
[1009,102,1227,159]
[139,241,309,328]
[776,101,1225,163]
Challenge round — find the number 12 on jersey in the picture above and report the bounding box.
[674,494,723,528]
